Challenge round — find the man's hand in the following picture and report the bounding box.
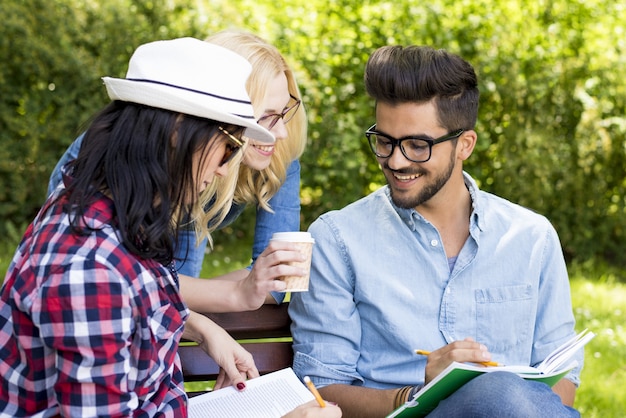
[424,337,494,384]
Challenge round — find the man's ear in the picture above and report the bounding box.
[457,130,477,161]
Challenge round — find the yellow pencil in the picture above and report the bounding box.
[414,349,502,367]
[303,376,326,407]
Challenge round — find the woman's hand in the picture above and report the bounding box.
[179,240,307,313]
[182,311,258,390]
[235,240,308,310]
[282,400,342,418]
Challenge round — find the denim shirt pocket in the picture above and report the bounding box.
[474,284,533,353]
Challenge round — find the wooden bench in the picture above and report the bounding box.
[179,302,293,385]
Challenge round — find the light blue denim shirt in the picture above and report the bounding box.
[47,135,302,305]
[289,172,581,389]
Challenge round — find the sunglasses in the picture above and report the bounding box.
[257,94,301,130]
[217,126,245,166]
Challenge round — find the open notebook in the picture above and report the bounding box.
[188,368,314,418]
[388,329,595,418]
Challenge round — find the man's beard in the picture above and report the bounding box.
[385,150,456,209]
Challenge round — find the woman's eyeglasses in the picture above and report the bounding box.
[257,94,301,130]
[218,126,245,167]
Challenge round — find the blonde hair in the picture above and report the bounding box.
[194,139,247,248]
[206,30,307,212]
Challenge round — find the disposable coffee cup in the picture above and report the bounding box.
[270,232,315,292]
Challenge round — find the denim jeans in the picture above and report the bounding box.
[428,372,580,417]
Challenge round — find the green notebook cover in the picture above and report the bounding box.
[386,362,574,418]
[388,328,594,418]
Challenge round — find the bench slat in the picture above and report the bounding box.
[203,303,291,340]
[180,341,293,382]
[180,303,293,383]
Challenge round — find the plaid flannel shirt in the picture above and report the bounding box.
[0,191,189,417]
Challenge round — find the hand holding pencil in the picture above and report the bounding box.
[283,400,342,418]
[415,338,504,382]
[284,377,342,418]
[304,376,325,407]
[415,349,503,367]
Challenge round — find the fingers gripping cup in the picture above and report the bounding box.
[270,232,315,292]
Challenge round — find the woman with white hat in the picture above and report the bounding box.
[46,30,310,309]
[0,37,339,417]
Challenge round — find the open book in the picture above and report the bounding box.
[188,368,314,418]
[387,329,595,418]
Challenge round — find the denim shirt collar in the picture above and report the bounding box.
[386,171,486,233]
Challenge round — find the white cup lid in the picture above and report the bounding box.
[271,231,315,243]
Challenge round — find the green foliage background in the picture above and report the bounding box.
[1,0,625,266]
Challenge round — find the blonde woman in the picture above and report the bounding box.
[47,30,309,310]
[180,29,308,310]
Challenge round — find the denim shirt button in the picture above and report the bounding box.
[430,239,439,247]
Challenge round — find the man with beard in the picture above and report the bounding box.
[288,45,582,418]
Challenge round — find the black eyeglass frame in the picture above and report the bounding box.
[257,94,301,130]
[217,126,245,166]
[365,124,464,163]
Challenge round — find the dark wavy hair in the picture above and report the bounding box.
[62,101,230,265]
[364,45,479,131]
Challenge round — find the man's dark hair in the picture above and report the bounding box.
[62,101,226,265]
[365,45,479,131]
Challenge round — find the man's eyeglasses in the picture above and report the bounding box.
[257,94,301,130]
[218,126,245,167]
[365,124,464,163]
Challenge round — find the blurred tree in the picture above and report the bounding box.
[1,0,624,265]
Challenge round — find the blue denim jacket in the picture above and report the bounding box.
[289,173,581,389]
[172,159,301,280]
[47,134,301,302]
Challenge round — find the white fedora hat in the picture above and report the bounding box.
[102,37,274,144]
